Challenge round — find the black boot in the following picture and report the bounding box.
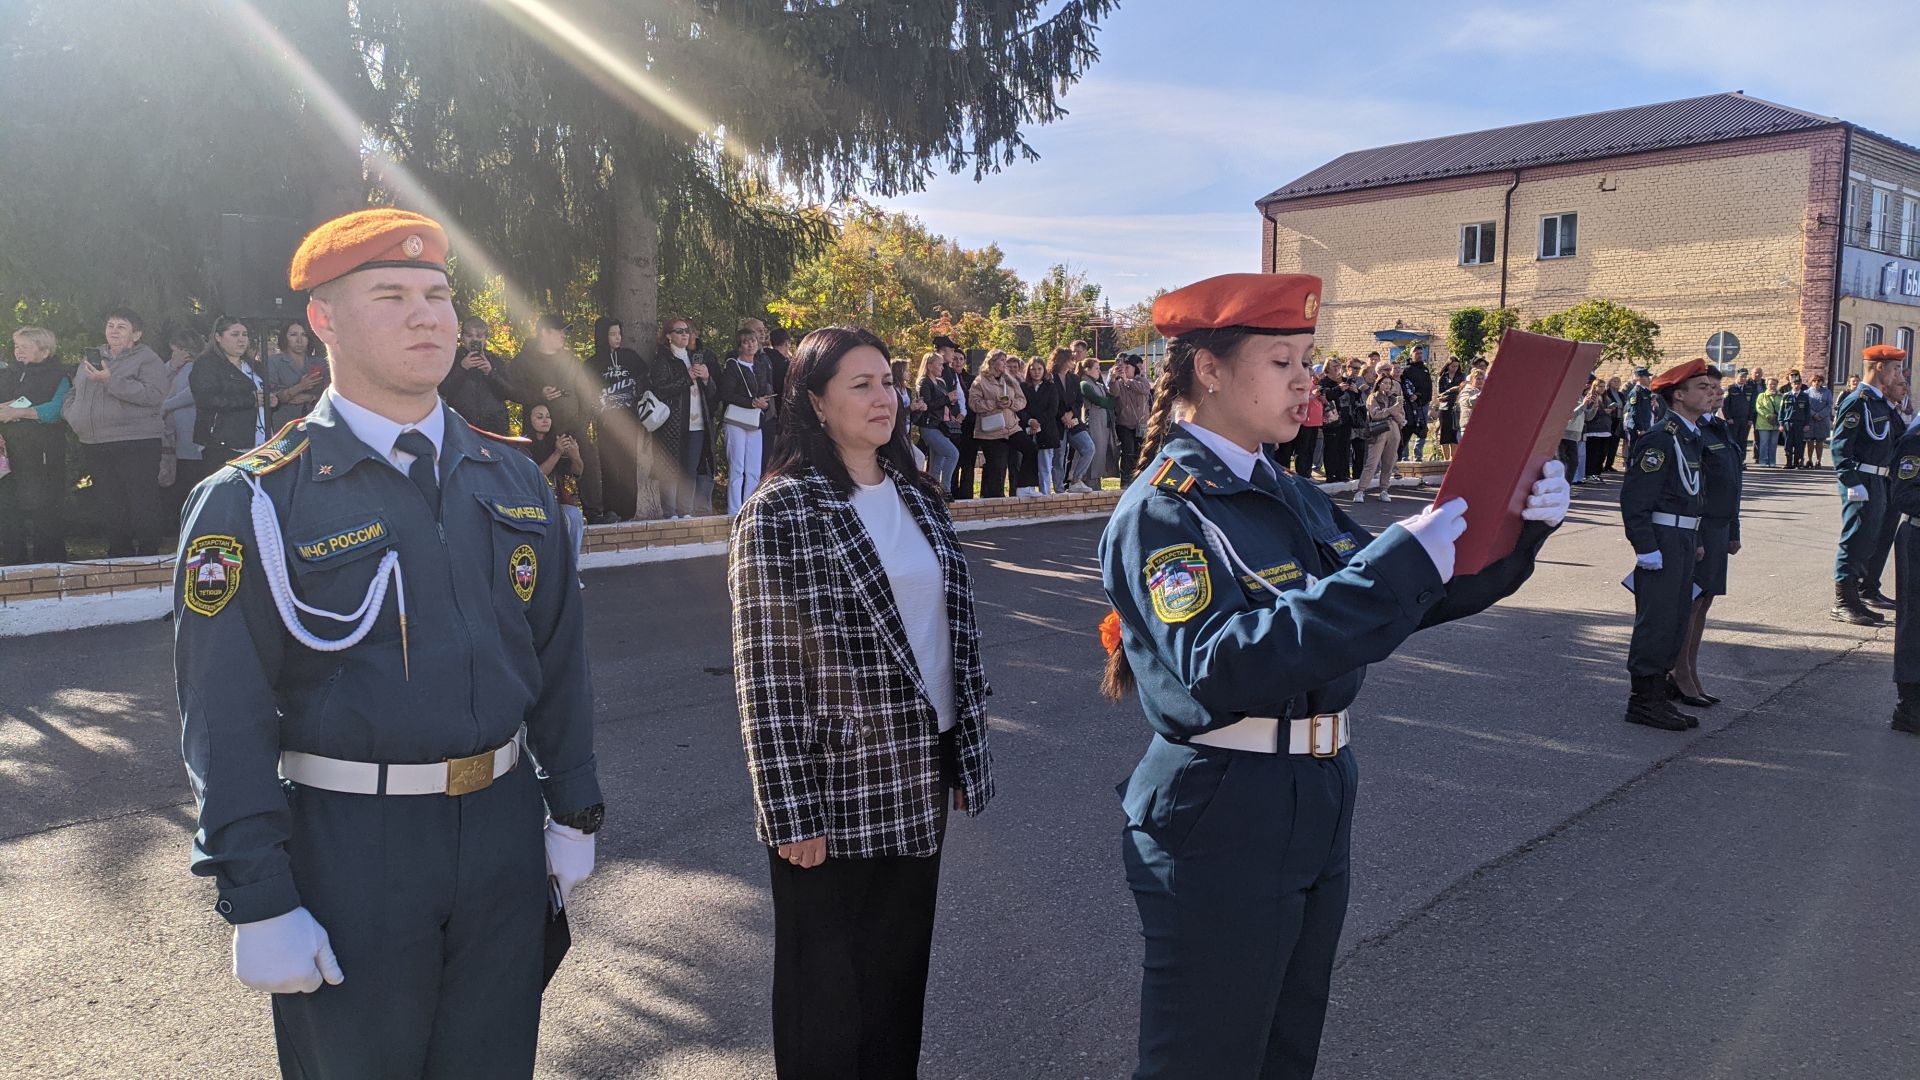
[1894,684,1920,735]
[1862,585,1896,610]
[1626,675,1694,731]
[1832,580,1887,625]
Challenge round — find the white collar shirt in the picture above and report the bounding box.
[326,387,446,473]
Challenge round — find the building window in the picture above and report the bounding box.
[1848,179,1864,245]
[1905,198,1919,258]
[1901,327,1915,358]
[1460,222,1496,265]
[1539,212,1577,259]
[1866,323,1885,347]
[1872,189,1891,251]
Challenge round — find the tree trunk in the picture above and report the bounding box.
[613,140,667,520]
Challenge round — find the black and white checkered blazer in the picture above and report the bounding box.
[728,459,995,857]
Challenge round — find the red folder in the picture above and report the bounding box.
[1434,329,1599,576]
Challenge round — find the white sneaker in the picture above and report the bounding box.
[1017,486,1040,497]
[1068,481,1093,494]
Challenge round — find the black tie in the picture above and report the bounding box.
[395,430,440,515]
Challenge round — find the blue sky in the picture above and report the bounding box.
[881,0,1920,306]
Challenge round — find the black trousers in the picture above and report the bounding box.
[162,456,217,531]
[1275,427,1319,477]
[1783,425,1807,469]
[978,440,1011,497]
[595,420,639,520]
[0,440,69,564]
[1115,426,1143,485]
[1320,429,1351,483]
[1007,431,1039,491]
[1895,520,1920,683]
[1628,524,1699,677]
[81,438,161,557]
[951,429,976,500]
[1350,437,1368,482]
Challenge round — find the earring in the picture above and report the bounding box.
[1209,385,1218,394]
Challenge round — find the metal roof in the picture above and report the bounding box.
[1258,92,1841,206]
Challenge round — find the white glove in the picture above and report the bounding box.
[1636,550,1664,571]
[1521,459,1571,526]
[1400,497,1468,583]
[545,821,595,906]
[1847,484,1869,503]
[232,906,343,994]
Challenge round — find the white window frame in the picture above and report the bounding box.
[1460,222,1496,265]
[1539,212,1578,260]
[1871,189,1891,251]
[1899,327,1915,358]
[1866,323,1885,347]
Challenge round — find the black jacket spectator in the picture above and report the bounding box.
[1401,358,1433,407]
[440,345,517,434]
[1021,375,1064,449]
[648,345,720,475]
[191,352,273,459]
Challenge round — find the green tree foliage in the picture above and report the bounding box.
[1447,308,1491,365]
[769,203,1025,355]
[1527,299,1662,367]
[1019,264,1103,354]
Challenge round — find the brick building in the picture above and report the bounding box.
[1257,92,1920,384]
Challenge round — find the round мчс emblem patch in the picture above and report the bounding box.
[509,543,537,602]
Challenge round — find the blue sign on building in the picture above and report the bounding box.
[1840,246,1920,308]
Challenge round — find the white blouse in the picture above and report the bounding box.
[849,476,957,732]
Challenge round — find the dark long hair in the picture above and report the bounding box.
[592,316,622,363]
[765,325,940,500]
[1102,325,1258,704]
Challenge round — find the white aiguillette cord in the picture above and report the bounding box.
[247,476,412,678]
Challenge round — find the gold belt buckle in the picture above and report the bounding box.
[1309,713,1343,759]
[445,749,497,797]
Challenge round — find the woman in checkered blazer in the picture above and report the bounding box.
[728,325,995,1079]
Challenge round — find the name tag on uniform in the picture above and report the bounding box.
[490,501,549,524]
[478,495,551,532]
[1325,532,1359,556]
[294,518,392,563]
[1239,561,1306,593]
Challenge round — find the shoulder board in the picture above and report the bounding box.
[1148,456,1200,496]
[1663,419,1679,433]
[469,422,530,446]
[227,419,310,476]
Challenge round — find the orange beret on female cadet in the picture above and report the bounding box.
[288,208,450,291]
[1151,273,1323,337]
[1863,343,1908,364]
[1650,357,1711,391]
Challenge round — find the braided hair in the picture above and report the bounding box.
[1102,326,1256,703]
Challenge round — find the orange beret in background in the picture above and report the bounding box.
[1152,273,1323,338]
[1650,357,1710,391]
[1863,343,1907,363]
[289,208,450,292]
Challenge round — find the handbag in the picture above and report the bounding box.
[977,409,1009,435]
[636,390,670,433]
[1366,419,1390,439]
[723,403,762,429]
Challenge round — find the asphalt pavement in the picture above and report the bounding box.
[0,465,1913,1079]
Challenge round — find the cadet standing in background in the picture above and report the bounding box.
[1831,344,1906,624]
[1624,367,1655,448]
[1619,358,1713,732]
[174,208,603,1078]
[1669,365,1742,709]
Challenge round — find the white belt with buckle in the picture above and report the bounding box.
[280,727,524,796]
[1650,512,1700,529]
[1188,711,1350,757]
[1860,464,1890,477]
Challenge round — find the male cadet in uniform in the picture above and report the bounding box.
[1831,343,1907,624]
[1885,412,1920,734]
[1720,367,1754,454]
[1624,367,1655,448]
[174,208,604,1078]
[1619,358,1712,731]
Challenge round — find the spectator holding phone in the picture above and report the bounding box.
[64,308,169,556]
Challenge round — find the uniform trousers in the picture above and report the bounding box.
[1865,487,1901,596]
[1320,428,1352,483]
[1115,425,1143,485]
[1835,478,1890,584]
[1123,740,1356,1080]
[1629,523,1699,677]
[1895,519,1920,683]
[274,763,548,1079]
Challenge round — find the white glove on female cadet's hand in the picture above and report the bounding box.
[1636,550,1664,571]
[1522,460,1572,526]
[1847,484,1869,503]
[233,906,343,994]
[545,821,595,906]
[1400,498,1469,583]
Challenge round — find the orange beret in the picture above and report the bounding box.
[1864,343,1907,363]
[1153,273,1322,338]
[289,208,449,291]
[1650,357,1711,391]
